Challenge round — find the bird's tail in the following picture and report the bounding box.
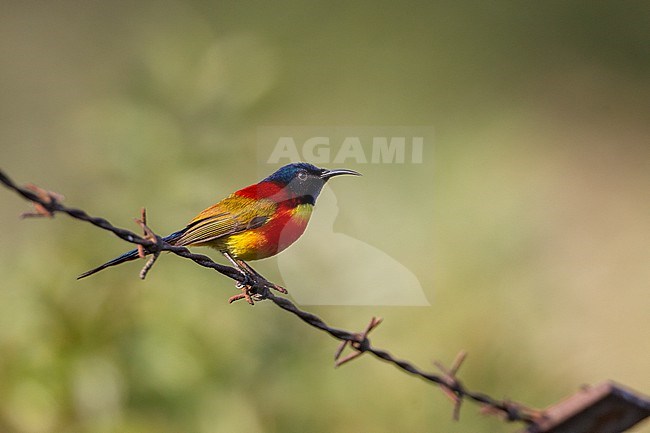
[77,248,140,279]
[77,230,185,280]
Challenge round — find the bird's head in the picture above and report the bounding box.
[264,162,361,203]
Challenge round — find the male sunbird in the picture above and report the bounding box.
[78,162,360,298]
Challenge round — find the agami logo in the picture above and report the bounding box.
[259,126,433,165]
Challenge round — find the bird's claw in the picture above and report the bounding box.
[229,280,267,305]
[228,278,288,305]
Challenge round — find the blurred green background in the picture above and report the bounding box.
[1,1,649,432]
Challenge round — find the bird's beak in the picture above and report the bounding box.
[320,168,362,179]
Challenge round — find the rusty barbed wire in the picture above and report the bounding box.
[0,169,543,426]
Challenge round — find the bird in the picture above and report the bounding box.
[77,162,361,302]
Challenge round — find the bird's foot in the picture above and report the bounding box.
[228,278,288,305]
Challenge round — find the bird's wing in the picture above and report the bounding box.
[173,196,277,247]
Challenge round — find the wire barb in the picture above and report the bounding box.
[334,316,383,367]
[135,208,149,260]
[434,350,467,420]
[134,207,163,280]
[19,183,64,218]
[228,282,257,305]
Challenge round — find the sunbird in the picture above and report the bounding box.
[78,163,361,292]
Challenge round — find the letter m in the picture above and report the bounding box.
[371,137,405,163]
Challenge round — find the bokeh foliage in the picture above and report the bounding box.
[1,1,649,432]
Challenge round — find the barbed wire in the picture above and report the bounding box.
[0,169,544,426]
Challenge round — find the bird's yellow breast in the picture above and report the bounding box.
[225,203,313,260]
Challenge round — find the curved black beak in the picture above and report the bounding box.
[320,168,362,180]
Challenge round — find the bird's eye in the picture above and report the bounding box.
[297,171,308,181]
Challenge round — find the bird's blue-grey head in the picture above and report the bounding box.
[264,162,361,204]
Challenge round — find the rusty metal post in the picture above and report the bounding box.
[522,381,650,433]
